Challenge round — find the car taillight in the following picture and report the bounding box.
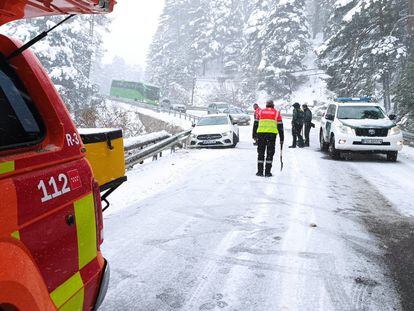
[93,180,104,249]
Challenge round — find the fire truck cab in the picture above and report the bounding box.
[0,1,116,310]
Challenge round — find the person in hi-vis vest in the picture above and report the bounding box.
[256,100,284,177]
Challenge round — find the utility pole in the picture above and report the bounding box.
[410,1,414,37]
[378,2,391,112]
[409,3,414,53]
[190,77,196,106]
[87,15,95,80]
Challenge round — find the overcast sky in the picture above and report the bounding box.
[103,0,165,67]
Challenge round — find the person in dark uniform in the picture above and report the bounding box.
[289,102,305,148]
[256,100,284,177]
[302,104,313,147]
[252,103,261,146]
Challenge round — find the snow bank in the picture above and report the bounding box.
[109,101,193,130]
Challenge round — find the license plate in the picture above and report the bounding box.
[361,139,383,145]
[203,140,217,144]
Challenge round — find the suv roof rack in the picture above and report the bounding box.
[335,97,373,103]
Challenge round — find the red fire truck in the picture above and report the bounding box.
[0,1,118,310]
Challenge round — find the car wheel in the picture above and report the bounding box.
[320,130,329,152]
[329,135,340,160]
[231,133,238,148]
[387,151,398,162]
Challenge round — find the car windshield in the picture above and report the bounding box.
[228,108,241,114]
[216,104,228,109]
[337,106,386,120]
[197,116,228,126]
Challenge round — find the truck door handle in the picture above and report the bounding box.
[66,214,75,226]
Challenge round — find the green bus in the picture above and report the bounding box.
[110,80,160,105]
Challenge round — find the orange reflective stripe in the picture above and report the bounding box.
[0,161,14,174]
[74,193,97,269]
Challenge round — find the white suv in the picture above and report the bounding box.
[320,98,404,161]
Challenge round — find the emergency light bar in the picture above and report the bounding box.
[335,97,373,103]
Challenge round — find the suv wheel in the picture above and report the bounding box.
[329,135,341,160]
[387,151,398,162]
[320,130,329,152]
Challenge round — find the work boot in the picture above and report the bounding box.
[288,145,296,149]
[256,163,264,176]
[265,164,272,177]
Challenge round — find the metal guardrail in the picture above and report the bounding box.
[403,131,414,146]
[159,107,201,123]
[124,132,171,152]
[125,130,192,169]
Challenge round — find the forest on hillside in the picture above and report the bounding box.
[147,0,414,130]
[1,1,413,131]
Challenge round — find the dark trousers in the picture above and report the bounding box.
[257,133,277,173]
[304,122,312,146]
[292,124,304,147]
[252,121,259,140]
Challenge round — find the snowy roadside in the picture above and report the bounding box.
[104,148,229,217]
[347,144,414,218]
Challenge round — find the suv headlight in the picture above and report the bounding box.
[389,126,401,136]
[222,131,232,137]
[191,134,197,139]
[338,124,353,135]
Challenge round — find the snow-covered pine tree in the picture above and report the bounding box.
[147,0,199,105]
[240,0,271,103]
[394,54,414,130]
[317,0,408,111]
[310,0,335,39]
[209,0,245,77]
[257,0,311,99]
[188,0,214,76]
[1,15,110,118]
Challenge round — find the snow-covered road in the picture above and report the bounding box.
[100,124,414,311]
